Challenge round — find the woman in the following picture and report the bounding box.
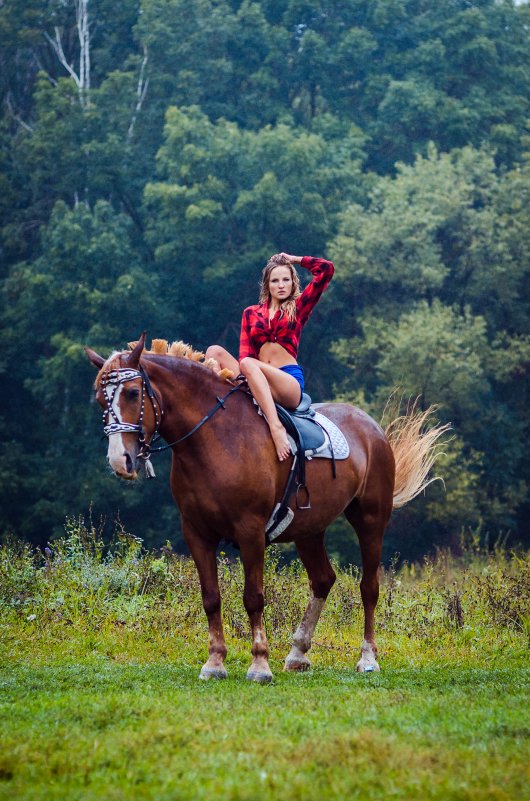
[206,252,334,461]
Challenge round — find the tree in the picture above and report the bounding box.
[0,201,171,544]
[328,145,530,553]
[144,105,366,358]
[1,0,530,554]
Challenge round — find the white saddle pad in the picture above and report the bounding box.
[287,411,350,460]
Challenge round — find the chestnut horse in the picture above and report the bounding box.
[86,333,446,683]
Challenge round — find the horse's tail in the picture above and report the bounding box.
[384,400,451,509]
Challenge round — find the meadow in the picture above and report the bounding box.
[1,521,529,801]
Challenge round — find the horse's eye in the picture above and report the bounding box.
[127,388,140,401]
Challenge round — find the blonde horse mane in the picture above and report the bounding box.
[128,338,235,382]
[95,339,235,387]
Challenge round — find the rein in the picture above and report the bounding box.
[100,365,245,477]
[149,383,245,453]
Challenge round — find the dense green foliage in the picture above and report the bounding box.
[2,522,529,654]
[1,528,529,799]
[1,1,529,557]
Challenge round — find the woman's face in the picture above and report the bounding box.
[268,266,293,303]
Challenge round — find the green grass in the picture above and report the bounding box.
[1,524,529,800]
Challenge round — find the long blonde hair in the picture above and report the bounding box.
[259,254,301,322]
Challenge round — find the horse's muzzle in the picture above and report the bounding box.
[111,460,139,481]
[115,465,138,481]
[116,468,138,481]
[108,445,140,480]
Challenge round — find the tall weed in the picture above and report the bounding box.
[1,521,529,647]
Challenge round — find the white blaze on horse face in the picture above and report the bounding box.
[106,384,129,473]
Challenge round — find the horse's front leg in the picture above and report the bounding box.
[185,528,228,680]
[239,536,272,684]
[284,533,336,672]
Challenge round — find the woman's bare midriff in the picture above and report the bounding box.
[258,342,297,368]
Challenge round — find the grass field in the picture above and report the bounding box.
[1,524,529,800]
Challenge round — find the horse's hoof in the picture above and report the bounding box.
[356,659,380,673]
[356,640,380,673]
[246,669,273,684]
[199,665,228,680]
[283,656,311,672]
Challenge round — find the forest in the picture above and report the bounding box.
[1,0,529,561]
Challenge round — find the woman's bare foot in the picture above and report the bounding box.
[271,423,291,461]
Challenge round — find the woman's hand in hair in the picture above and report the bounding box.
[279,252,302,264]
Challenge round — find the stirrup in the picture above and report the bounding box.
[296,484,311,510]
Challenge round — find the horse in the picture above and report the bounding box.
[85,332,447,683]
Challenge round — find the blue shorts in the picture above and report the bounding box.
[279,364,305,396]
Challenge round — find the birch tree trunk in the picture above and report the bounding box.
[76,0,90,106]
[45,0,91,108]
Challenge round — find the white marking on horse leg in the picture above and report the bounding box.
[199,662,228,680]
[356,639,380,673]
[284,595,325,671]
[200,622,228,680]
[247,627,273,683]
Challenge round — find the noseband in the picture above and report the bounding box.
[100,366,161,478]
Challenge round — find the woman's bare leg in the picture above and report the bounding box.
[205,345,240,375]
[239,357,301,462]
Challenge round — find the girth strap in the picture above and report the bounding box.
[275,404,311,508]
[266,399,339,544]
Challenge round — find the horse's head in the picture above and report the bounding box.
[85,332,159,480]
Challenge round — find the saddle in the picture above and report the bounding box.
[275,393,327,454]
[265,393,337,544]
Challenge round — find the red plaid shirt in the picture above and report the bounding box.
[239,256,334,362]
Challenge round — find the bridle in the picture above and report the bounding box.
[100,365,161,478]
[99,364,245,478]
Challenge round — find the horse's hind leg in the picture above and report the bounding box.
[284,533,336,672]
[344,500,388,673]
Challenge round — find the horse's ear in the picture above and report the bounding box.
[85,347,105,369]
[126,331,146,368]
